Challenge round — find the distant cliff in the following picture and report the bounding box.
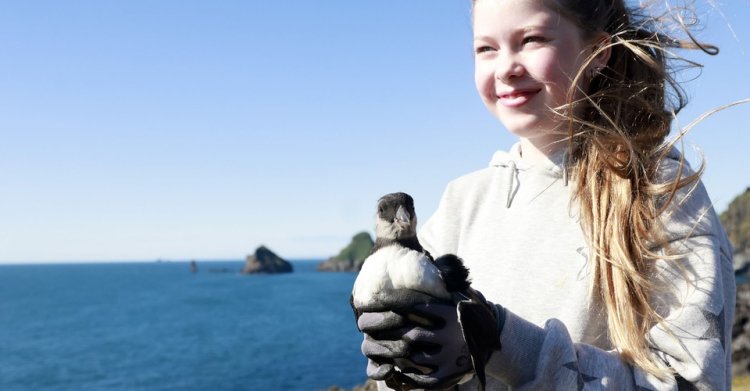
[317,232,374,272]
[241,246,293,274]
[720,187,750,270]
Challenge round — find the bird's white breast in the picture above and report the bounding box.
[352,246,450,307]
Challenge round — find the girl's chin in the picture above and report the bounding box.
[496,118,558,137]
[501,121,566,140]
[484,103,561,135]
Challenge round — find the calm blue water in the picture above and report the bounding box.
[0,261,367,391]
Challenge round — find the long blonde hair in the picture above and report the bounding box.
[472,0,718,377]
[555,0,716,377]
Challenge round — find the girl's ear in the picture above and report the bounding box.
[589,32,612,74]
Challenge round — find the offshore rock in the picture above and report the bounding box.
[317,232,374,272]
[241,246,293,274]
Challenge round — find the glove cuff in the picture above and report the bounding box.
[492,302,507,343]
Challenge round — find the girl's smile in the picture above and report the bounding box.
[496,88,542,108]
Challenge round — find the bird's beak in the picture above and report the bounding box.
[395,206,410,225]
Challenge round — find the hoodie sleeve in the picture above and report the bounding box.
[486,233,734,390]
[419,161,735,390]
[487,170,735,390]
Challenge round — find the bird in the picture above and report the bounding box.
[351,192,499,390]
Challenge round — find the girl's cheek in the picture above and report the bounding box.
[526,51,555,80]
[474,62,494,94]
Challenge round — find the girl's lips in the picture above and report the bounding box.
[497,89,541,108]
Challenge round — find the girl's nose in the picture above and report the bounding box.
[495,52,525,82]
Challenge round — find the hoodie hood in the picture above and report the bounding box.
[488,144,686,208]
[488,143,569,208]
[489,143,567,174]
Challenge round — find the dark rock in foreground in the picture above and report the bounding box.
[720,188,750,275]
[738,261,750,280]
[734,283,750,378]
[317,232,374,272]
[242,246,293,274]
[327,379,377,391]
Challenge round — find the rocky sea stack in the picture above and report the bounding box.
[317,232,374,272]
[241,246,293,274]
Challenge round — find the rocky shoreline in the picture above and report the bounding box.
[327,379,377,391]
[734,283,750,377]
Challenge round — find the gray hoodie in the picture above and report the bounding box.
[414,143,735,390]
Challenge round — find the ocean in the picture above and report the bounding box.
[0,261,367,391]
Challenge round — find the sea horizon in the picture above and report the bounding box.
[0,258,328,266]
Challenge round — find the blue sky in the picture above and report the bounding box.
[1,1,748,263]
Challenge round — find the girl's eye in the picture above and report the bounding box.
[475,46,495,54]
[522,36,547,45]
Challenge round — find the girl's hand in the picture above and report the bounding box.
[357,300,475,390]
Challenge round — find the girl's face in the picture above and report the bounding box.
[473,0,591,147]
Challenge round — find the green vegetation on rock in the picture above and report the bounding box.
[317,232,374,272]
[335,232,374,266]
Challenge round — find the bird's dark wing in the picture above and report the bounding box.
[433,254,471,292]
[456,289,502,391]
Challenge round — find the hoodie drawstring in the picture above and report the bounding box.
[492,143,569,208]
[506,160,517,208]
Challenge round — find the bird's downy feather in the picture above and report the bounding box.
[352,245,450,309]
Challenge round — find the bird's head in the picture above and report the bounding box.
[375,192,417,240]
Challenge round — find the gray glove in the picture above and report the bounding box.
[358,301,473,390]
[357,295,504,391]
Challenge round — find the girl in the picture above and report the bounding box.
[354,0,736,390]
